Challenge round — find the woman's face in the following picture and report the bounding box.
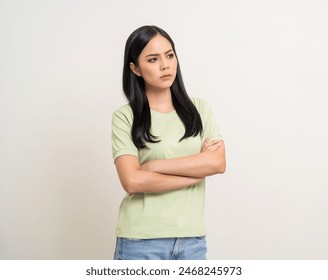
[130,35,178,92]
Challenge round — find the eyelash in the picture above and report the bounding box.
[148,53,175,63]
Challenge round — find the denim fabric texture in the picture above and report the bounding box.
[114,236,207,260]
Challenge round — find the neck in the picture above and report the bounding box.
[146,88,174,113]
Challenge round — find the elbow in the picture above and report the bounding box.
[122,179,135,195]
[218,162,226,174]
[121,176,141,195]
[207,147,226,175]
[212,159,226,175]
[123,185,134,195]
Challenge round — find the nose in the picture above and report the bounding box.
[161,65,169,71]
[160,59,169,71]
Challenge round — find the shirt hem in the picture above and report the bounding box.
[113,149,138,161]
[116,229,207,239]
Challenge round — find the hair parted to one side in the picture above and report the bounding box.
[123,25,203,149]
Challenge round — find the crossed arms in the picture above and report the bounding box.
[114,138,226,195]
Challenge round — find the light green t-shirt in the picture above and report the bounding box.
[111,97,223,238]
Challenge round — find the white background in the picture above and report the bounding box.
[0,0,327,259]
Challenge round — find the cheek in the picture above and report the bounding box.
[140,66,157,81]
[172,63,178,75]
[141,71,154,83]
[171,60,178,71]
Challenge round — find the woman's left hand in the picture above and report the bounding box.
[201,137,222,152]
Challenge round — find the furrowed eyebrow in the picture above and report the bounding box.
[145,49,173,57]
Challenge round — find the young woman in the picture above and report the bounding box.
[111,25,226,260]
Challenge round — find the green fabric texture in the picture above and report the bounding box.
[111,97,223,238]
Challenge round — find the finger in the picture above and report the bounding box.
[206,141,221,148]
[208,139,221,144]
[202,137,210,147]
[209,140,222,146]
[202,140,218,150]
[201,137,210,151]
[203,141,222,152]
[206,146,218,151]
[206,144,220,151]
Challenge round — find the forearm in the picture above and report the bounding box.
[123,169,203,194]
[143,149,226,178]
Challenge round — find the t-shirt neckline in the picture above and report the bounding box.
[150,108,177,117]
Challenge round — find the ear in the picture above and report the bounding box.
[130,62,142,77]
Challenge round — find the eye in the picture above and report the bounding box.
[167,53,175,59]
[148,58,157,63]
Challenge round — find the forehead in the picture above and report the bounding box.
[140,35,173,56]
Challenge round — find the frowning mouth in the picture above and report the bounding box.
[160,74,172,78]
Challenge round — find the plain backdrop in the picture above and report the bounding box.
[1,0,327,259]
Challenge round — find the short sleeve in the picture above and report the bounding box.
[196,98,223,144]
[111,106,139,161]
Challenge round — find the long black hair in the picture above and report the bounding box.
[123,25,203,149]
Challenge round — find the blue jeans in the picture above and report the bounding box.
[114,236,207,260]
